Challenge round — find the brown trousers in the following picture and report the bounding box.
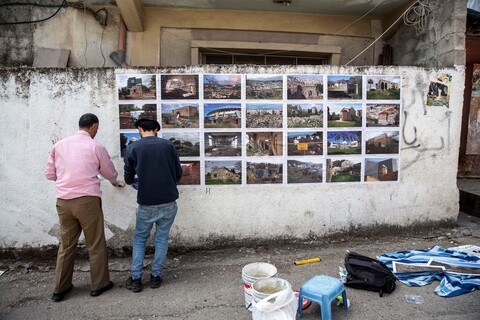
[54,196,110,293]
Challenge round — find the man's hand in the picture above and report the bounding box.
[111,180,126,187]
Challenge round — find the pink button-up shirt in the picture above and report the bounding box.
[45,130,118,199]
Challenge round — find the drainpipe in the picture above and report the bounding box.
[109,16,128,66]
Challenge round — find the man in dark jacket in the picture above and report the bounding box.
[123,119,182,292]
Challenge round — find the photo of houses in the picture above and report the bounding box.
[366,104,400,127]
[247,162,283,184]
[287,160,323,184]
[246,132,283,156]
[365,131,400,154]
[246,103,283,128]
[161,75,199,99]
[205,160,242,185]
[204,103,241,128]
[326,158,361,182]
[119,132,141,158]
[116,72,403,186]
[327,75,362,99]
[204,132,242,157]
[327,131,361,155]
[364,158,399,182]
[246,75,283,100]
[287,103,323,128]
[366,76,401,100]
[161,103,199,128]
[287,75,323,99]
[119,103,157,129]
[117,74,156,100]
[161,132,200,157]
[203,74,241,99]
[178,161,201,185]
[287,131,323,156]
[327,103,362,127]
[427,73,451,107]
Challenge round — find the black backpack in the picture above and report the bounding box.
[344,252,397,297]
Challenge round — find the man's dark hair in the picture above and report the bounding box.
[79,113,99,128]
[135,119,161,132]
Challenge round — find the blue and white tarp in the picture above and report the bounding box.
[376,246,480,297]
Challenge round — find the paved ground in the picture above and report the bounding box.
[1,212,479,320]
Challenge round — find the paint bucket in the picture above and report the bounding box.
[252,278,292,304]
[242,262,277,311]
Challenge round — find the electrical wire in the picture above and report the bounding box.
[345,0,421,66]
[0,0,67,25]
[403,0,435,35]
[82,0,88,67]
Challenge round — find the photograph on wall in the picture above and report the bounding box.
[204,103,241,128]
[247,161,283,184]
[366,76,401,100]
[427,73,451,107]
[473,66,480,97]
[246,103,283,128]
[365,131,400,154]
[161,132,200,157]
[326,158,361,183]
[327,75,362,100]
[160,74,199,100]
[366,104,400,127]
[246,131,283,156]
[119,103,157,129]
[364,158,399,182]
[204,132,242,157]
[161,103,199,129]
[287,159,323,184]
[327,131,361,155]
[287,75,323,100]
[287,131,323,156]
[120,132,141,158]
[205,160,242,185]
[287,103,323,128]
[203,74,241,99]
[327,103,362,127]
[178,161,201,185]
[246,75,283,100]
[117,74,157,100]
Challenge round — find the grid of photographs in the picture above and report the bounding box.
[116,73,401,186]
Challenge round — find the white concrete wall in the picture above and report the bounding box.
[0,65,464,250]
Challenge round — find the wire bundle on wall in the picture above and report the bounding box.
[403,0,436,35]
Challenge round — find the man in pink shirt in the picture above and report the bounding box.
[45,113,123,302]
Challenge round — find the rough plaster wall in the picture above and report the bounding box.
[389,0,466,67]
[0,65,464,250]
[32,7,120,67]
[0,5,35,66]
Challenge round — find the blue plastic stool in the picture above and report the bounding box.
[298,275,348,320]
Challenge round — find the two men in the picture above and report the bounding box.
[123,119,183,292]
[45,113,123,302]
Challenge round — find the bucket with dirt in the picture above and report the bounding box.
[242,262,277,311]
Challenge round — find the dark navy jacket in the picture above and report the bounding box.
[124,136,182,205]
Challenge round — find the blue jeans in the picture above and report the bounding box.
[131,201,177,280]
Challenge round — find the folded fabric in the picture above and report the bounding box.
[376,246,480,297]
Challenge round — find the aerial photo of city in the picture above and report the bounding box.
[246,75,283,100]
[203,74,241,99]
[246,103,283,128]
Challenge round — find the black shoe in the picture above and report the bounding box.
[150,275,162,289]
[51,284,73,302]
[90,281,114,297]
[126,277,143,292]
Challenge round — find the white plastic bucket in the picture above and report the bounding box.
[242,262,277,311]
[252,278,292,304]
